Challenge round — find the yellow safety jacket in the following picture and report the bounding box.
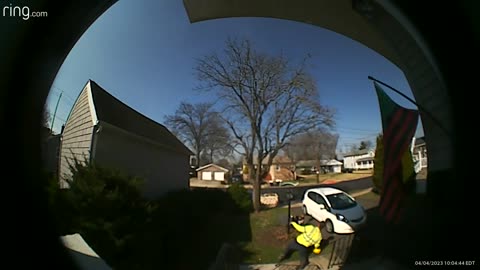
[291,222,322,248]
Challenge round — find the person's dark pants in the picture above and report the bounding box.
[279,240,310,268]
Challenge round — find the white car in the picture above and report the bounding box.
[302,187,366,234]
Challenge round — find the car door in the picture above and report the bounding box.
[315,193,330,222]
[307,192,328,222]
[320,193,339,222]
[306,191,320,219]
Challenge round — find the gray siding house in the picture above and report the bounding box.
[58,80,192,198]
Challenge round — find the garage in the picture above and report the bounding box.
[196,163,229,181]
[214,172,224,181]
[202,171,213,180]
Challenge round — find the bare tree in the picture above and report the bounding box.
[164,102,216,167]
[195,39,334,211]
[285,130,339,161]
[202,113,234,164]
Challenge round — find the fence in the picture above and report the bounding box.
[327,234,355,269]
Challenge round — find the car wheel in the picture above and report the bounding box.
[326,219,334,233]
[303,205,309,216]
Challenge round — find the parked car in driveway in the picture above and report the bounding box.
[279,181,299,187]
[302,187,366,234]
[229,174,243,184]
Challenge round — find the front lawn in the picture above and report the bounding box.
[241,207,333,264]
[298,170,373,185]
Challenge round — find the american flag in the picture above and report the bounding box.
[374,82,418,224]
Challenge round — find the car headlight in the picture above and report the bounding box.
[336,214,349,223]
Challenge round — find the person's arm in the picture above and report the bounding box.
[290,221,305,232]
[314,228,322,248]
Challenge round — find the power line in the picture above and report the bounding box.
[51,86,78,103]
[50,92,63,131]
[335,126,380,132]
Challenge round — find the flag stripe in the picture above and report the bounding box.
[384,110,414,164]
[383,109,406,152]
[380,109,406,197]
[386,178,404,221]
[386,111,417,164]
[380,174,398,214]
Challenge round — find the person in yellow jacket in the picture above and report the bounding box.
[278,221,322,269]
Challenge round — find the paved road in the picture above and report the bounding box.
[260,177,373,203]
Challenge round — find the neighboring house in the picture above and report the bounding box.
[355,156,374,170]
[196,163,229,181]
[245,155,296,184]
[296,159,343,174]
[412,136,427,172]
[323,159,343,173]
[342,149,375,170]
[58,80,192,199]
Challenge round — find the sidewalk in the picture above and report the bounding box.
[239,255,332,269]
[239,256,411,270]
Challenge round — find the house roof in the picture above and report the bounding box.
[196,163,229,172]
[88,80,192,156]
[343,149,370,157]
[415,136,426,146]
[251,155,294,165]
[356,157,374,162]
[296,159,343,167]
[324,159,343,166]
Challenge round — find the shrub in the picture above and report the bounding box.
[227,183,253,213]
[372,134,384,193]
[49,157,251,270]
[51,157,151,267]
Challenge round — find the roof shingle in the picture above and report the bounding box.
[89,80,192,156]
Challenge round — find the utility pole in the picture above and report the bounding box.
[50,92,63,132]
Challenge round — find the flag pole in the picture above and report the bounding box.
[368,76,451,138]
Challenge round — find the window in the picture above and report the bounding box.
[326,193,357,210]
[315,194,327,205]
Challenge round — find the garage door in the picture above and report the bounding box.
[214,172,224,181]
[202,172,212,180]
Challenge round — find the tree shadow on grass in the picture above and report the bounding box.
[125,189,253,270]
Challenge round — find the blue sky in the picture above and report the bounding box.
[46,0,423,153]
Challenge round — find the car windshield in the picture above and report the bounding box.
[326,193,357,210]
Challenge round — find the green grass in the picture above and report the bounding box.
[298,171,373,185]
[242,207,288,263]
[240,207,334,264]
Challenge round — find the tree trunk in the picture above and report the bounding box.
[248,163,254,183]
[316,159,321,183]
[253,163,262,212]
[195,151,201,168]
[209,149,214,164]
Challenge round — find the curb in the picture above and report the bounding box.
[350,187,373,198]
